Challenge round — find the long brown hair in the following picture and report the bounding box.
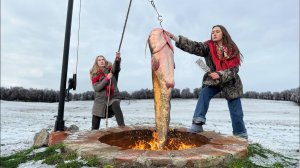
[89,55,112,80]
[211,25,243,60]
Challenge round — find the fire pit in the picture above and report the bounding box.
[99,127,209,150]
[64,126,248,167]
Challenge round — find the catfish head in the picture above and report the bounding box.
[148,28,175,89]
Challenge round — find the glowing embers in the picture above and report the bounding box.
[131,131,197,150]
[98,129,209,150]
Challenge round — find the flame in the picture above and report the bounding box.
[130,131,196,150]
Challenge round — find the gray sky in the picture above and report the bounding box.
[1,0,299,93]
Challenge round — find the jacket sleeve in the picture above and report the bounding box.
[175,35,209,57]
[111,58,121,75]
[93,78,108,92]
[217,66,239,84]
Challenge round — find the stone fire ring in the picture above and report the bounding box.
[63,126,248,168]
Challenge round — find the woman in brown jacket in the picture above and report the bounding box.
[165,25,247,139]
[90,52,125,130]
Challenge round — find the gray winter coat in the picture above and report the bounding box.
[175,35,243,100]
[92,60,121,117]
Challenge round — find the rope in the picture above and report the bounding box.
[105,79,112,128]
[75,0,81,75]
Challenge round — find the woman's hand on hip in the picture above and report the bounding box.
[209,72,220,80]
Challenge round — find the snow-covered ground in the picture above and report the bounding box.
[1,99,299,160]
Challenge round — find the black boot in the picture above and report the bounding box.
[92,115,101,130]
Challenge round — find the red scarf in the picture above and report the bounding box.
[91,66,115,97]
[207,40,240,71]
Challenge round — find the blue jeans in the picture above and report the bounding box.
[193,86,247,136]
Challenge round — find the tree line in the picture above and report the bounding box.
[1,86,299,105]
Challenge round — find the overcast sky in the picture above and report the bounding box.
[1,0,299,93]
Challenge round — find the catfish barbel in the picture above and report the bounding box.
[148,28,175,149]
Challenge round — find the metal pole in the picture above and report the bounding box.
[114,0,132,83]
[118,0,132,52]
[55,0,74,131]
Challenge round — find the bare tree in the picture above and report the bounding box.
[181,88,193,99]
[171,88,181,98]
[1,86,299,105]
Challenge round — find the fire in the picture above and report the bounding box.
[130,131,196,150]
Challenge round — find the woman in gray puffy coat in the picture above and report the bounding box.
[90,52,125,130]
[166,25,247,139]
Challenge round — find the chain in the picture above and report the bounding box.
[148,0,164,29]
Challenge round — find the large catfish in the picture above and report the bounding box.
[148,28,175,149]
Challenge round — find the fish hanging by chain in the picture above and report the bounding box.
[148,28,175,149]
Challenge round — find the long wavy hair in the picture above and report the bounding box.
[90,55,112,80]
[211,25,243,60]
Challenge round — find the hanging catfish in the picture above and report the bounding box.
[148,28,175,149]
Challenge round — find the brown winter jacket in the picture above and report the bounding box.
[92,60,121,117]
[175,35,243,100]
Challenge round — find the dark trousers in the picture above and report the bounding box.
[92,101,125,130]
